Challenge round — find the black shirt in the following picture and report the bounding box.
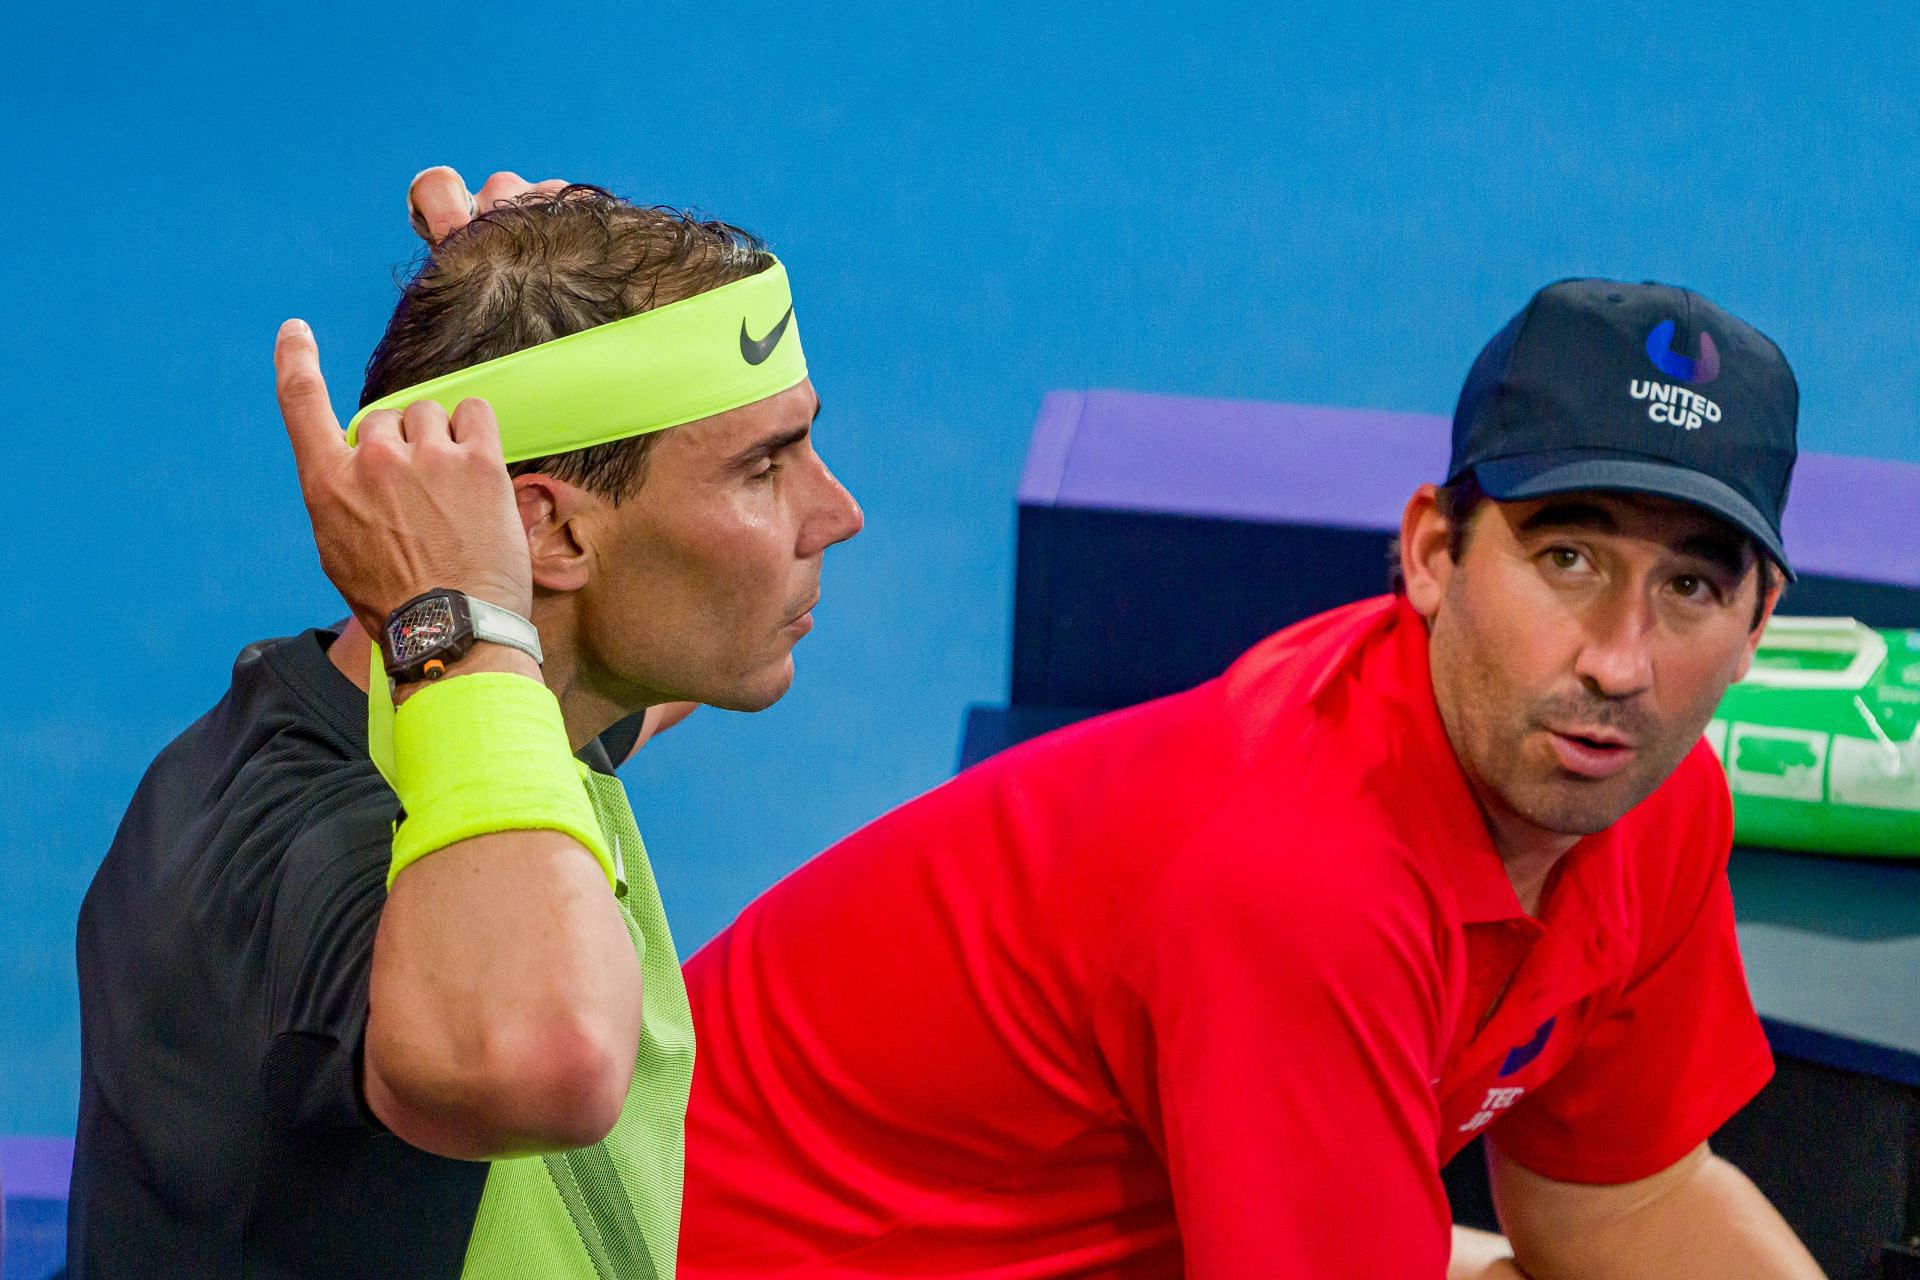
[69,629,636,1278]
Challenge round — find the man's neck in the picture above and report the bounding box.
[327,616,638,753]
[1472,797,1578,917]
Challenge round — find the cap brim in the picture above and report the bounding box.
[1474,453,1794,580]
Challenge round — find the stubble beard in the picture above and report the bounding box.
[1491,706,1697,839]
[1436,617,1679,843]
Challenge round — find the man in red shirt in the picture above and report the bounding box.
[679,280,1823,1277]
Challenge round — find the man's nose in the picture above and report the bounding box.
[1574,588,1656,700]
[799,459,864,557]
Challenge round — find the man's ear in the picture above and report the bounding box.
[514,473,592,593]
[1399,484,1456,621]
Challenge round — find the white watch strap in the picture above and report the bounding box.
[467,595,545,666]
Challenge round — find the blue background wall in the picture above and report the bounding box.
[3,1,1916,1135]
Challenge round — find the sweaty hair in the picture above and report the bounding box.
[1388,472,1779,630]
[360,185,773,502]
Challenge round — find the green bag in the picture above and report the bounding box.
[1708,617,1920,858]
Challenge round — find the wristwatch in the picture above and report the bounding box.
[381,589,544,683]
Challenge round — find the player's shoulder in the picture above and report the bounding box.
[1179,765,1435,908]
[1107,771,1448,1019]
[206,632,391,864]
[986,598,1406,808]
[91,631,386,913]
[770,598,1417,940]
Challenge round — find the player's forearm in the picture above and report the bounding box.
[363,636,646,1157]
[278,312,645,1157]
[1500,1149,1822,1280]
[366,827,643,1158]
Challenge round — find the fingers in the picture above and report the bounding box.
[409,169,574,245]
[474,172,570,214]
[400,398,454,447]
[408,166,477,245]
[449,397,503,457]
[357,399,494,456]
[358,401,455,451]
[361,399,496,458]
[274,319,344,473]
[354,408,403,450]
[472,170,531,215]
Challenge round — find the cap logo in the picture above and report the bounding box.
[1645,320,1720,385]
[1633,320,1724,428]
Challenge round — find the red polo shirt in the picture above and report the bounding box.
[680,597,1772,1278]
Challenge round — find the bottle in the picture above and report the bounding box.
[1707,617,1920,857]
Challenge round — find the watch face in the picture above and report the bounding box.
[389,596,458,664]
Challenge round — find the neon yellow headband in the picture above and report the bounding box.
[346,259,806,461]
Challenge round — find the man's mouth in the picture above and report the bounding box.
[784,594,821,633]
[1544,726,1638,780]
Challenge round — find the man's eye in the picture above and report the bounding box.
[1672,574,1718,602]
[1546,547,1585,571]
[750,462,781,481]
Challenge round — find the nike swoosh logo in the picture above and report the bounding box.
[740,306,794,365]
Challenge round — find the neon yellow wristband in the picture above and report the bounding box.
[385,672,615,891]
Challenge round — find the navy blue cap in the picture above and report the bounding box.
[1450,279,1799,577]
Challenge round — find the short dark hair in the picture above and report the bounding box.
[1386,473,1486,595]
[360,185,772,502]
[1388,471,1779,630]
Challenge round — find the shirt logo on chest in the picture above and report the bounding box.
[1498,1016,1557,1076]
[1458,1017,1558,1134]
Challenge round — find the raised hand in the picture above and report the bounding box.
[272,319,532,641]
[407,167,568,246]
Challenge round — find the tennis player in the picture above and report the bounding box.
[69,185,861,1277]
[678,281,1823,1277]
